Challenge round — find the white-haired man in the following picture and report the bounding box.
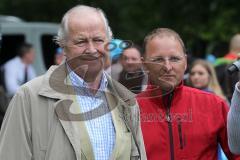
[0,5,146,160]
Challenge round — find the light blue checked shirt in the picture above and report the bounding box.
[67,65,116,160]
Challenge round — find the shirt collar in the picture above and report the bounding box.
[66,63,108,91]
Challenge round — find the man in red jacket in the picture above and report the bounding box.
[137,28,240,160]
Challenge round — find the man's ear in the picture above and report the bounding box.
[62,45,68,56]
[184,54,187,71]
[141,56,147,67]
[141,56,149,72]
[185,63,187,71]
[119,55,124,65]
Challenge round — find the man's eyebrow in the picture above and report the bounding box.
[92,35,105,39]
[75,35,86,39]
[73,33,86,38]
[75,35,105,39]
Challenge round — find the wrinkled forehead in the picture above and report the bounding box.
[123,48,141,58]
[67,10,107,36]
[145,36,185,57]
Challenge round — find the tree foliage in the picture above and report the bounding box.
[1,0,240,57]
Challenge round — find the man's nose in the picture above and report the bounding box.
[126,59,134,64]
[85,41,97,53]
[163,60,173,71]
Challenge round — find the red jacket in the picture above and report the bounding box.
[137,83,240,160]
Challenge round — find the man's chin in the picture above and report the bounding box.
[155,79,176,94]
[160,85,175,94]
[84,69,104,82]
[83,76,98,83]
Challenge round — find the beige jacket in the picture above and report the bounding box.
[0,64,146,160]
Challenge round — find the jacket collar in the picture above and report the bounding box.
[137,81,184,106]
[38,64,72,99]
[138,81,183,97]
[38,63,136,105]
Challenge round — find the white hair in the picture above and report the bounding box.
[55,5,113,47]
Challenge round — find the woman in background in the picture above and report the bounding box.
[189,59,227,101]
[188,59,228,160]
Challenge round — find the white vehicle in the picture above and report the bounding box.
[0,15,59,75]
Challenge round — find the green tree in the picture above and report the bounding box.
[1,0,240,57]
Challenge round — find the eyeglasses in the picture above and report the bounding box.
[145,55,186,64]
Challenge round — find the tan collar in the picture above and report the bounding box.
[38,64,72,99]
[38,64,136,105]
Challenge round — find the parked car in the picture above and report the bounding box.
[0,15,59,75]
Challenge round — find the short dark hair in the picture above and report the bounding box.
[122,44,143,57]
[17,43,33,58]
[143,28,186,55]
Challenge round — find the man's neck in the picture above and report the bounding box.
[20,57,29,65]
[66,62,105,95]
[86,73,103,95]
[77,70,103,95]
[124,69,143,76]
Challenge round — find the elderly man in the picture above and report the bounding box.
[0,5,146,160]
[137,28,240,160]
[228,81,240,154]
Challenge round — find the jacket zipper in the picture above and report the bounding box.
[166,92,174,160]
[177,119,184,149]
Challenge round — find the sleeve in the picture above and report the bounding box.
[0,87,33,160]
[131,102,147,160]
[216,90,240,159]
[4,64,20,96]
[227,82,240,154]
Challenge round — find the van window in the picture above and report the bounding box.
[0,35,25,65]
[41,34,59,69]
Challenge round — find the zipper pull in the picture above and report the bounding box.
[166,114,171,122]
[165,92,174,122]
[166,107,171,122]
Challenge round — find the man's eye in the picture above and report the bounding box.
[170,57,181,62]
[75,41,85,46]
[152,57,164,62]
[94,39,104,43]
